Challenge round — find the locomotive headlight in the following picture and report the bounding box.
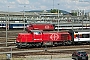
[16,38,20,42]
[26,25,29,27]
[17,40,20,42]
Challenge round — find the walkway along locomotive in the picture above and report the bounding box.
[25,23,55,32]
[16,30,73,48]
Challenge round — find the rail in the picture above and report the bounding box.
[0,47,90,54]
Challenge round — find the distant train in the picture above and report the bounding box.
[16,30,90,48]
[0,23,27,29]
[55,24,90,30]
[26,23,90,32]
[25,23,55,32]
[0,22,90,30]
[74,31,90,44]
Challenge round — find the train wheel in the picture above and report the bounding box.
[36,44,39,47]
[63,42,66,45]
[63,41,67,45]
[17,45,22,48]
[18,43,23,48]
[53,44,57,47]
[53,42,57,47]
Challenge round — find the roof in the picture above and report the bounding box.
[30,30,42,32]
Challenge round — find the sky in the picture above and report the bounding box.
[0,0,90,12]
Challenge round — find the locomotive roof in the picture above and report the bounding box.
[74,31,90,34]
[18,33,30,35]
[30,30,42,32]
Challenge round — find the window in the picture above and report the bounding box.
[76,34,82,38]
[76,34,80,38]
[82,34,89,38]
[34,32,41,34]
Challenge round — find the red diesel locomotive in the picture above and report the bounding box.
[25,23,55,32]
[16,30,73,48]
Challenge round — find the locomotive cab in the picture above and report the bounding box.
[29,30,42,34]
[16,30,43,48]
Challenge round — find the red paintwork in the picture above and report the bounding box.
[16,31,72,43]
[16,33,43,43]
[26,23,54,31]
[42,32,71,42]
[16,33,33,42]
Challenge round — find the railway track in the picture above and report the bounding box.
[0,45,90,52]
[0,45,90,58]
[0,29,90,58]
[0,29,24,31]
[0,48,90,55]
[0,30,90,48]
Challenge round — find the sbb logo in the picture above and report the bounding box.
[45,25,49,29]
[50,33,59,40]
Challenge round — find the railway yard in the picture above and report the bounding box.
[0,3,89,59]
[0,29,90,60]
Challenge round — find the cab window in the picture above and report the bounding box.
[34,32,41,34]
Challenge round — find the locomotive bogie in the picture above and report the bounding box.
[16,42,42,48]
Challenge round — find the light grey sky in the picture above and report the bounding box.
[0,0,90,12]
